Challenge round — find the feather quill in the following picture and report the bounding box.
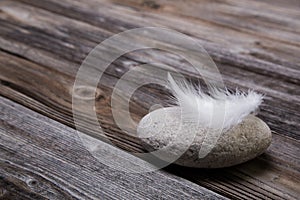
[167,73,263,131]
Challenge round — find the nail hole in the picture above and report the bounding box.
[142,0,160,9]
[254,41,261,46]
[27,179,38,186]
[30,180,37,185]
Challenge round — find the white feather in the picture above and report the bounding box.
[167,73,263,131]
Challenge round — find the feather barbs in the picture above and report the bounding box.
[167,73,263,132]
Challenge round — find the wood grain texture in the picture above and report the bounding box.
[0,0,299,199]
[0,96,226,200]
[12,0,300,84]
[0,0,299,139]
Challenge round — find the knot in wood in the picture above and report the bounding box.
[73,86,103,101]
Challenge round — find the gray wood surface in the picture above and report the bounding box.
[0,96,226,199]
[0,0,299,199]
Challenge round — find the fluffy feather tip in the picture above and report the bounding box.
[167,73,263,131]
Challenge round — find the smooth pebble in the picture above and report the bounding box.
[137,107,272,168]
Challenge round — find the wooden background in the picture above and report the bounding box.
[0,0,299,199]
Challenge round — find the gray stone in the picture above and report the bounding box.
[137,107,272,168]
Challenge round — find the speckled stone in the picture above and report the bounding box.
[137,107,272,168]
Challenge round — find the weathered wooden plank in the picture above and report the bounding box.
[111,0,300,45]
[0,44,299,200]
[0,27,299,140]
[1,1,299,90]
[0,0,299,199]
[1,0,299,91]
[0,1,299,140]
[12,0,300,84]
[0,96,227,199]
